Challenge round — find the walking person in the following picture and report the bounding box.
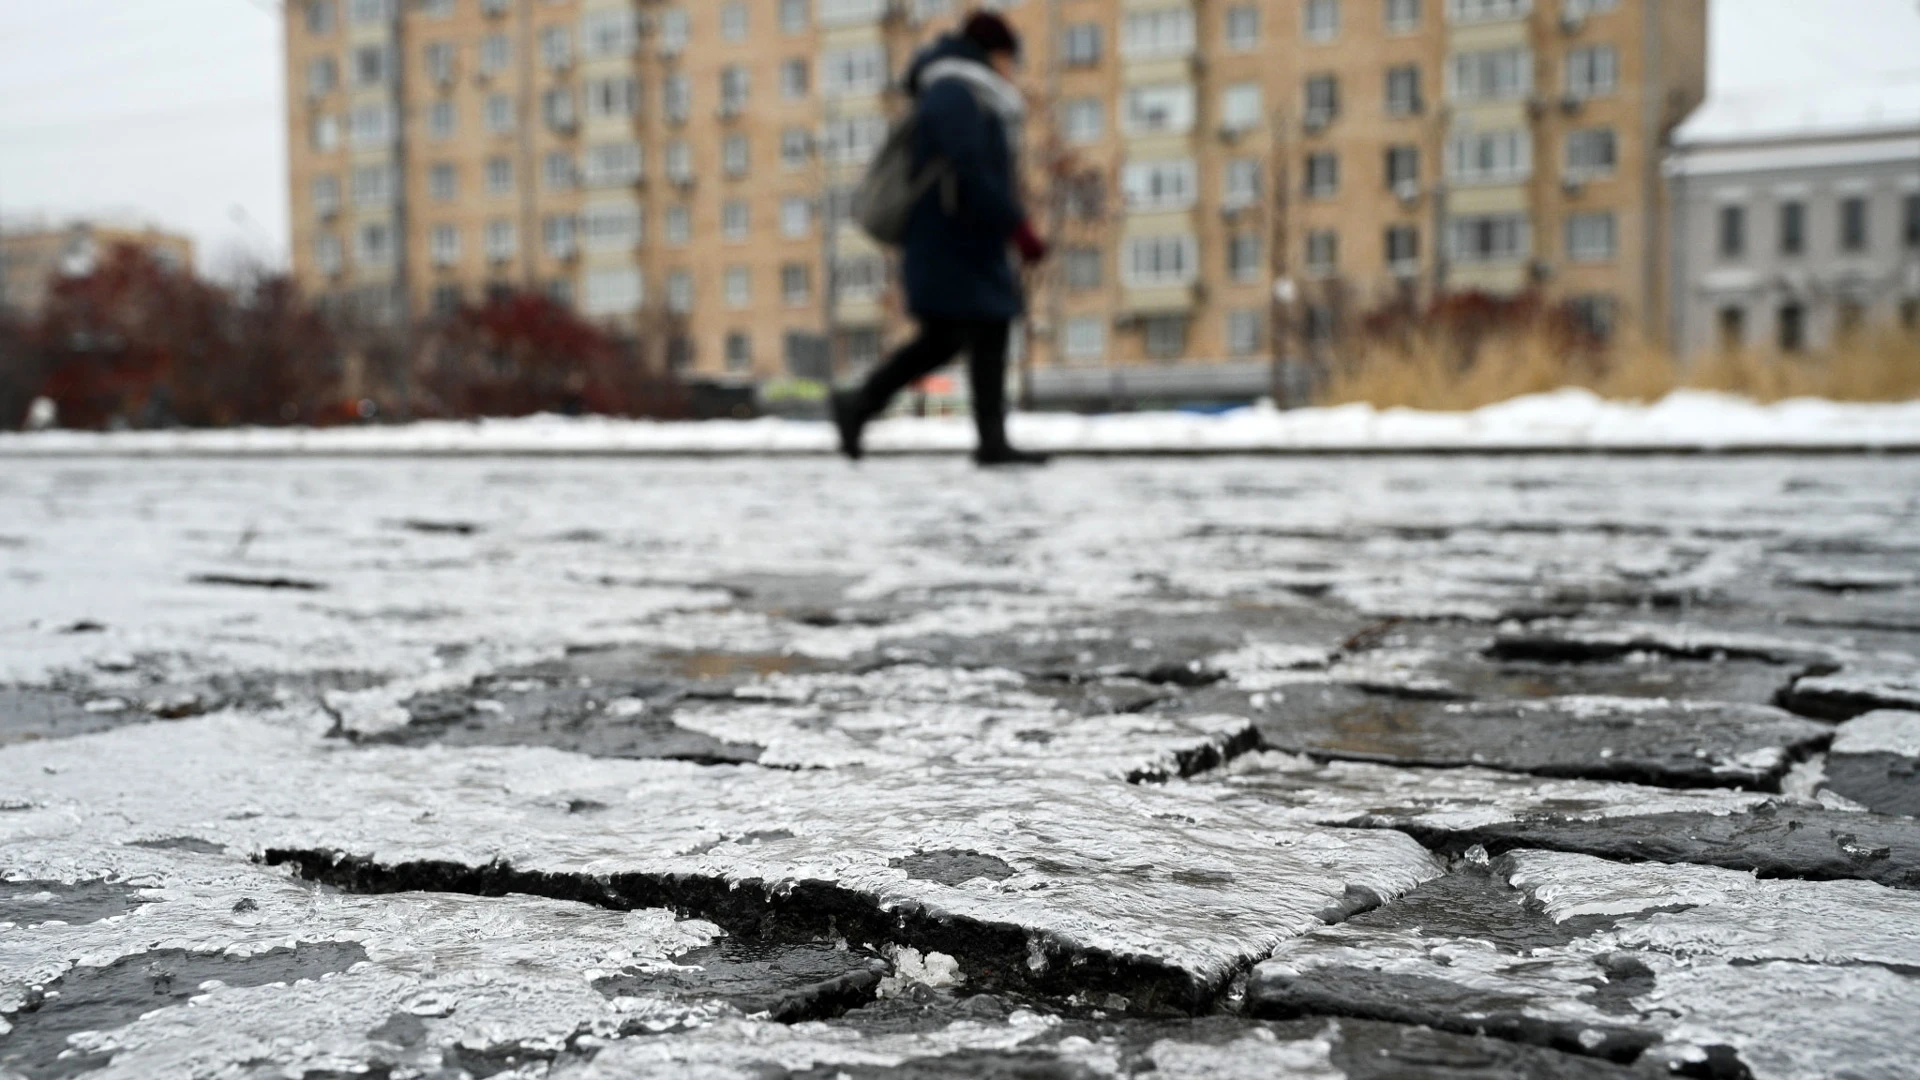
[831,12,1051,467]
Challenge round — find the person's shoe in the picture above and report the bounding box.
[830,391,865,462]
[973,446,1051,468]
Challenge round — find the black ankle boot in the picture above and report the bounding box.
[974,446,1050,468]
[830,391,866,461]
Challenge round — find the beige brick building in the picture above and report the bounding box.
[1,222,195,317]
[285,0,1703,385]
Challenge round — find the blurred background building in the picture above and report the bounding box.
[0,222,195,317]
[1668,77,1920,357]
[283,0,1705,400]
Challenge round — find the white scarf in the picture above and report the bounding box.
[919,56,1026,151]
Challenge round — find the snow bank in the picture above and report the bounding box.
[4,389,1918,456]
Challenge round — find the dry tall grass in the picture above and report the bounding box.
[1320,327,1920,411]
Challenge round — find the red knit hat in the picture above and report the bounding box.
[961,11,1021,57]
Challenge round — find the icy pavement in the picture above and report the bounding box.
[2,455,1919,1079]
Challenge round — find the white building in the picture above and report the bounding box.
[1667,77,1920,356]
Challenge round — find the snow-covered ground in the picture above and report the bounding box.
[5,389,1919,455]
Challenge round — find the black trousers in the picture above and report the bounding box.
[853,318,1011,451]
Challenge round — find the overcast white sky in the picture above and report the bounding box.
[3,0,1918,276]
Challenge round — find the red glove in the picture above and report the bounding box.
[1013,220,1049,265]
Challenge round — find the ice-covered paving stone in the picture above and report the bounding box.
[0,842,805,1079]
[672,666,1257,781]
[1248,850,1920,1080]
[1196,752,1920,888]
[0,714,1442,1011]
[1824,710,1920,817]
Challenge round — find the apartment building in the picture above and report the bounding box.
[1667,78,1920,357]
[1,222,195,317]
[285,0,1704,383]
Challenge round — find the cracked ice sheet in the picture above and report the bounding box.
[0,842,729,1079]
[676,666,1252,780]
[0,714,1441,1003]
[1252,850,1920,1080]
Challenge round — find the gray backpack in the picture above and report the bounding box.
[853,117,951,247]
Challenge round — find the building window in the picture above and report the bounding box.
[1304,0,1340,41]
[824,115,886,165]
[1142,316,1189,359]
[311,175,341,218]
[822,44,887,98]
[349,104,394,147]
[1566,211,1616,262]
[485,156,513,195]
[1564,128,1616,177]
[1446,129,1531,184]
[543,88,577,131]
[720,66,750,114]
[352,163,394,207]
[720,2,749,42]
[1063,23,1102,66]
[1125,235,1198,287]
[1304,152,1340,198]
[583,142,642,186]
[307,57,338,95]
[722,200,750,240]
[781,0,810,34]
[1386,225,1420,271]
[1228,231,1262,281]
[1223,159,1261,208]
[1064,247,1102,290]
[666,140,693,182]
[1564,46,1618,99]
[354,44,390,87]
[662,73,690,123]
[540,152,574,191]
[667,270,693,313]
[1124,84,1196,135]
[586,77,638,120]
[543,215,577,259]
[478,34,511,76]
[723,134,750,177]
[1386,145,1420,190]
[1716,306,1745,352]
[781,263,811,306]
[1447,0,1531,22]
[1841,196,1869,253]
[428,162,456,201]
[782,127,813,168]
[1225,5,1260,49]
[348,0,390,24]
[583,269,643,316]
[423,42,455,84]
[485,93,514,134]
[1779,201,1806,256]
[1569,296,1616,342]
[1221,84,1263,132]
[428,101,455,139]
[781,58,810,99]
[1062,316,1107,364]
[582,202,642,251]
[780,196,812,238]
[1447,214,1530,262]
[1227,310,1263,356]
[541,26,572,69]
[1901,299,1918,332]
[1838,300,1867,342]
[485,220,516,262]
[315,233,343,274]
[1062,98,1104,143]
[666,205,691,245]
[1449,47,1531,102]
[1778,303,1805,352]
[1904,193,1920,250]
[1386,66,1423,116]
[1305,230,1339,277]
[356,222,393,266]
[1122,159,1197,211]
[1305,75,1339,124]
[305,0,336,35]
[1386,0,1422,33]
[725,332,753,372]
[581,10,636,58]
[1718,204,1747,259]
[1565,0,1619,15]
[1122,8,1196,59]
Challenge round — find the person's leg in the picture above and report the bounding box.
[963,320,1048,465]
[963,319,1012,453]
[832,319,966,460]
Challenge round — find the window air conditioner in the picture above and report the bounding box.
[1394,180,1422,204]
[1560,94,1585,114]
[1562,176,1586,196]
[1560,14,1586,34]
[1303,108,1331,133]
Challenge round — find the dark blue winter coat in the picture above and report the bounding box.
[900,37,1028,322]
